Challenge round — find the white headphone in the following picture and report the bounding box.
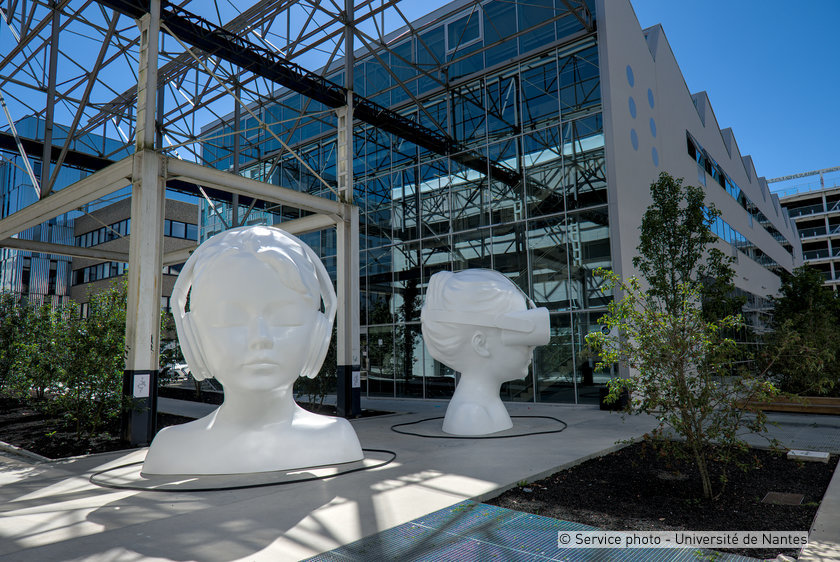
[171,226,337,381]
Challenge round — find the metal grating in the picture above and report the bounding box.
[305,501,762,562]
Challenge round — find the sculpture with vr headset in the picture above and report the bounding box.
[142,225,363,475]
[421,269,551,436]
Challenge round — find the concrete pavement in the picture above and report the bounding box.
[1,399,838,561]
[0,399,658,561]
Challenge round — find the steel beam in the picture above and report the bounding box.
[166,157,343,216]
[336,0,360,418]
[276,213,338,236]
[162,245,195,267]
[40,4,60,194]
[0,237,128,262]
[336,203,360,417]
[96,0,520,187]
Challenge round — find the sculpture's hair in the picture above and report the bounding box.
[421,269,527,367]
[190,227,319,310]
[172,226,335,381]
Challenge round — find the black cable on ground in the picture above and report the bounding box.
[88,448,397,493]
[390,415,567,439]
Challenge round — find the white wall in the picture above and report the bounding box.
[596,0,799,299]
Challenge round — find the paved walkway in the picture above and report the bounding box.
[0,399,837,561]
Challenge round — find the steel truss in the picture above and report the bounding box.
[0,0,597,423]
[1,0,593,198]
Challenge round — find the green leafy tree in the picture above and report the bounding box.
[11,301,62,403]
[0,293,25,393]
[586,172,778,499]
[586,272,778,499]
[634,172,743,320]
[57,281,128,437]
[764,267,840,396]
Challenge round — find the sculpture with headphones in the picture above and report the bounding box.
[142,225,363,476]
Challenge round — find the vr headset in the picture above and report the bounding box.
[422,306,551,347]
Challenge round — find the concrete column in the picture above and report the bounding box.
[122,1,164,445]
[336,203,360,417]
[335,0,360,417]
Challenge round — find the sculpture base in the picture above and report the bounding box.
[391,415,567,439]
[90,449,395,492]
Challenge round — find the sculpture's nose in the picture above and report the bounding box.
[250,315,273,349]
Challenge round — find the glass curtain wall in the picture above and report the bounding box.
[201,0,610,403]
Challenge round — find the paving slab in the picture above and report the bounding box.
[799,452,840,562]
[0,400,656,561]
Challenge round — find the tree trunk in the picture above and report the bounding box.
[691,441,713,499]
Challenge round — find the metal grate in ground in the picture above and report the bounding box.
[305,501,759,562]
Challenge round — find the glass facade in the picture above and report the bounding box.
[201,1,610,403]
[0,117,129,305]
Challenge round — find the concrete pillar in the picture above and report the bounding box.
[336,203,360,417]
[122,1,164,445]
[335,1,360,416]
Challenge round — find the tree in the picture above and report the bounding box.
[586,172,778,499]
[0,293,25,393]
[586,273,778,499]
[764,266,840,396]
[11,300,62,402]
[633,172,743,320]
[57,280,128,437]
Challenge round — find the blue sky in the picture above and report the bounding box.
[629,0,840,186]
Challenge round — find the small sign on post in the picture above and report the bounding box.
[121,370,157,446]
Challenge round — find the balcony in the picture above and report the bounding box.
[803,249,831,261]
[798,226,827,239]
[789,203,825,218]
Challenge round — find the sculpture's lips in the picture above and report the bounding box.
[243,360,279,368]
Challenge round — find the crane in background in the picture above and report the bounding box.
[768,165,840,188]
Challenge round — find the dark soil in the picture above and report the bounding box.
[487,441,838,559]
[0,396,194,459]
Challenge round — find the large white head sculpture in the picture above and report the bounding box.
[142,225,363,475]
[421,269,550,436]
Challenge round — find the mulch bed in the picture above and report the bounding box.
[0,396,193,459]
[487,440,838,559]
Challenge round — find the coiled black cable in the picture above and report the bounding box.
[390,415,567,439]
[88,448,397,492]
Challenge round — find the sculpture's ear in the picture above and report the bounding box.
[471,331,490,358]
[298,241,336,379]
[171,250,211,381]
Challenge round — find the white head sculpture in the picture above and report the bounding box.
[142,225,363,475]
[421,269,550,436]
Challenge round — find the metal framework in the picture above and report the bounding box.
[1,0,593,186]
[0,0,599,422]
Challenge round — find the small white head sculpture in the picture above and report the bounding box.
[142,225,363,475]
[421,269,550,436]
